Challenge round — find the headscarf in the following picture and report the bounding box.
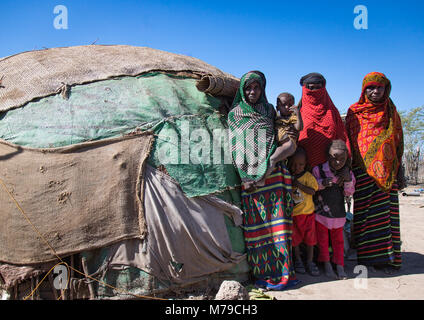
[228,71,276,182]
[345,72,403,192]
[298,74,351,168]
[248,70,268,101]
[300,72,326,87]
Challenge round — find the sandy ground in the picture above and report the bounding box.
[268,186,424,300]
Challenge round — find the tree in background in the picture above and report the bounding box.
[400,106,424,184]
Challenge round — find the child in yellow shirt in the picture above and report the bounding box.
[289,147,320,276]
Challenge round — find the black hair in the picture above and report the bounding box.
[326,140,352,168]
[288,146,310,174]
[300,72,326,87]
[277,92,295,104]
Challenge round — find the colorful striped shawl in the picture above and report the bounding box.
[346,72,403,192]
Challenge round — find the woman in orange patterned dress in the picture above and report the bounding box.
[345,72,404,274]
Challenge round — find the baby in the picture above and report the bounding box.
[275,93,303,149]
[256,93,303,186]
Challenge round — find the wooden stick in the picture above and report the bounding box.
[81,256,95,300]
[61,284,67,300]
[70,255,74,300]
[48,273,59,300]
[35,276,40,300]
[30,278,35,300]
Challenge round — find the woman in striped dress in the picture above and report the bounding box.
[345,72,404,273]
[228,71,299,290]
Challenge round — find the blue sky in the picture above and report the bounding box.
[1,0,423,114]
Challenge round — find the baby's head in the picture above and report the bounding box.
[326,140,349,171]
[289,147,307,175]
[276,93,295,116]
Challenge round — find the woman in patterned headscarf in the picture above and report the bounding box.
[345,72,404,273]
[228,71,299,290]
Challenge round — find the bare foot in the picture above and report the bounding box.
[336,264,347,280]
[306,261,320,276]
[294,259,306,274]
[372,264,400,275]
[324,262,337,278]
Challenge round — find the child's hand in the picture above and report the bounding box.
[322,178,333,187]
[340,166,351,182]
[286,127,298,140]
[289,105,300,114]
[335,176,345,187]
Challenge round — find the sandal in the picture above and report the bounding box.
[294,259,306,274]
[255,279,301,291]
[335,265,348,280]
[306,261,320,276]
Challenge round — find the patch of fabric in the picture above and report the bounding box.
[0,133,153,264]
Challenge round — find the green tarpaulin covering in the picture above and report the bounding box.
[0,72,241,198]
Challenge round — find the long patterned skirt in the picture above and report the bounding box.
[241,163,298,290]
[352,166,402,268]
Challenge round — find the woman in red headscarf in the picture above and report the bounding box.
[298,73,351,169]
[345,72,404,273]
[297,73,352,278]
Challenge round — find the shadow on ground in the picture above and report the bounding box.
[284,251,424,290]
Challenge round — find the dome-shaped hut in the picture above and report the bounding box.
[0,45,248,300]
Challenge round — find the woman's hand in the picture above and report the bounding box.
[268,157,277,170]
[397,164,407,190]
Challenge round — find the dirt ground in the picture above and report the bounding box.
[267,185,424,300]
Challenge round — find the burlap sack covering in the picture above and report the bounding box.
[0,133,153,264]
[195,74,240,97]
[0,45,239,112]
